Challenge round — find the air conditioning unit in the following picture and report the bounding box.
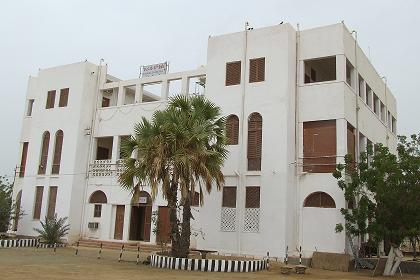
[88,222,99,229]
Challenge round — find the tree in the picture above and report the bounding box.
[34,215,70,244]
[334,134,420,276]
[0,176,23,233]
[119,95,227,258]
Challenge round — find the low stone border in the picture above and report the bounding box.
[150,253,267,272]
[0,238,39,248]
[0,238,67,249]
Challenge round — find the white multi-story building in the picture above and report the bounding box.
[12,22,397,258]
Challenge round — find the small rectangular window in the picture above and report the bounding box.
[222,186,237,208]
[59,88,69,107]
[33,186,44,220]
[225,61,241,86]
[47,186,58,218]
[46,90,56,109]
[249,57,265,83]
[27,99,34,116]
[94,204,102,217]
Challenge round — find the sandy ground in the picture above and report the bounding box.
[0,247,419,280]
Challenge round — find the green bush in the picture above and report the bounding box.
[34,215,69,244]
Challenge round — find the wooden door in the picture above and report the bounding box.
[157,206,170,243]
[143,206,152,242]
[114,205,125,240]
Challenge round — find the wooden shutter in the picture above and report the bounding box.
[38,132,50,174]
[303,120,336,173]
[59,88,69,107]
[245,186,260,208]
[225,61,241,86]
[347,123,356,170]
[304,192,336,208]
[33,186,44,219]
[191,191,200,207]
[249,57,265,83]
[247,113,262,171]
[47,186,58,218]
[94,204,102,217]
[102,97,110,108]
[46,90,56,109]
[89,190,107,204]
[222,186,237,208]
[52,130,63,174]
[226,115,239,145]
[19,142,29,177]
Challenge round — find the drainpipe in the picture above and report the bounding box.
[236,21,249,255]
[294,23,301,256]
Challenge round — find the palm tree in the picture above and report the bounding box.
[119,95,227,258]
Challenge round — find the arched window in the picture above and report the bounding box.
[52,130,63,174]
[226,115,239,145]
[38,131,50,174]
[89,190,108,204]
[89,190,107,218]
[303,192,336,208]
[247,113,262,171]
[13,190,22,231]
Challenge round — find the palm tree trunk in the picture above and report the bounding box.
[168,181,181,257]
[179,195,192,258]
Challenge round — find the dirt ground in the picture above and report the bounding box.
[0,247,418,280]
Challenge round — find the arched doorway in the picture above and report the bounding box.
[129,191,152,241]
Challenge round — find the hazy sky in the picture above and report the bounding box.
[1,0,419,178]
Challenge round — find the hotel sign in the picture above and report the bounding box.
[140,62,168,77]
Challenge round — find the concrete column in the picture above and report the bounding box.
[336,55,346,83]
[111,135,120,163]
[161,79,169,100]
[134,84,143,103]
[336,118,347,165]
[181,77,189,95]
[122,205,131,241]
[117,86,124,107]
[149,204,158,244]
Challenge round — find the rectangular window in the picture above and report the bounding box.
[47,186,58,218]
[303,120,337,173]
[249,57,265,83]
[59,88,69,107]
[33,186,44,220]
[347,123,356,170]
[304,56,336,84]
[27,99,34,116]
[358,75,364,100]
[19,142,29,177]
[225,61,241,86]
[392,116,397,134]
[222,186,237,208]
[373,94,379,115]
[46,90,56,109]
[244,186,260,232]
[366,84,372,108]
[245,186,260,208]
[220,186,237,232]
[94,204,102,218]
[346,59,355,88]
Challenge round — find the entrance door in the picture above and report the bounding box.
[157,206,170,243]
[114,205,125,240]
[129,206,152,241]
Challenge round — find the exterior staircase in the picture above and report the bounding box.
[73,239,168,253]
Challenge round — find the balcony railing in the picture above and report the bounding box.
[89,159,125,177]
